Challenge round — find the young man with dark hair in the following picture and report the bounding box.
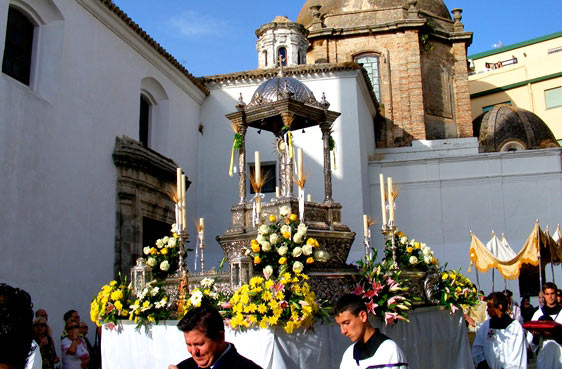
[472,292,526,369]
[0,283,38,369]
[528,282,562,369]
[169,304,262,369]
[334,294,408,369]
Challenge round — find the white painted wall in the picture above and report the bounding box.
[370,140,562,301]
[0,0,203,348]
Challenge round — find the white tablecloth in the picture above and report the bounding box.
[101,307,474,369]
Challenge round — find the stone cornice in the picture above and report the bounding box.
[77,0,209,102]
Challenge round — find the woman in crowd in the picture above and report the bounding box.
[61,319,90,369]
[520,296,535,323]
[33,317,60,369]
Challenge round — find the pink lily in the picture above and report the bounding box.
[371,281,384,295]
[365,301,378,314]
[387,295,403,306]
[352,284,365,296]
[384,312,398,325]
[364,289,376,299]
[450,305,459,314]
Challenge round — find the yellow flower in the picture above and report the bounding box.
[148,316,155,323]
[306,238,319,247]
[279,257,287,265]
[284,321,295,334]
[249,315,257,323]
[250,239,259,247]
[254,255,261,264]
[262,291,273,301]
[406,247,413,253]
[142,301,150,309]
[109,281,117,286]
[257,304,268,314]
[269,215,277,223]
[265,280,274,289]
[306,257,314,264]
[259,317,268,329]
[114,301,123,310]
[150,247,157,255]
[397,231,404,238]
[251,243,260,253]
[161,247,168,255]
[110,289,123,301]
[442,273,449,280]
[283,232,291,239]
[289,214,298,222]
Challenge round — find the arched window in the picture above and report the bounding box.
[354,53,381,101]
[278,47,287,66]
[2,6,35,85]
[139,94,152,147]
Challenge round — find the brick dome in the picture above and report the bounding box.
[297,0,451,28]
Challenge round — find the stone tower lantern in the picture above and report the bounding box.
[256,16,309,69]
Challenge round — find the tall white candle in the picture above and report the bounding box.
[379,174,387,226]
[297,148,304,182]
[387,177,394,223]
[363,214,369,238]
[307,194,311,202]
[275,186,280,198]
[181,174,187,230]
[177,168,182,230]
[255,151,261,185]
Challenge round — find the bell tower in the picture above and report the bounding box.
[256,16,309,69]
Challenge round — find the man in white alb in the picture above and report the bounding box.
[528,282,562,369]
[335,294,408,369]
[472,292,526,369]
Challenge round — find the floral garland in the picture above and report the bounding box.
[383,230,438,271]
[353,249,412,325]
[127,281,170,329]
[142,232,180,280]
[180,277,232,318]
[438,268,480,313]
[227,272,324,334]
[90,279,131,329]
[248,206,321,278]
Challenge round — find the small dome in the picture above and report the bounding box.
[248,76,319,107]
[473,105,559,152]
[297,0,451,28]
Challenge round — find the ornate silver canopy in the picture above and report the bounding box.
[248,76,320,108]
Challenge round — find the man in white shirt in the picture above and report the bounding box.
[472,291,527,369]
[528,282,562,369]
[335,294,408,369]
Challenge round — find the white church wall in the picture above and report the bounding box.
[0,0,203,344]
[369,143,562,299]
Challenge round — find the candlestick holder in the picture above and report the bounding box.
[199,233,206,273]
[176,230,189,316]
[363,230,372,260]
[381,222,398,269]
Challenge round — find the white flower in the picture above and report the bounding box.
[129,302,140,311]
[421,242,427,249]
[277,246,288,256]
[292,261,304,273]
[201,278,214,289]
[258,224,270,235]
[168,238,177,248]
[162,236,169,244]
[208,292,218,299]
[293,233,303,243]
[160,260,170,271]
[422,247,431,257]
[256,234,266,244]
[302,244,313,256]
[261,241,271,252]
[171,223,178,233]
[280,206,290,217]
[190,290,203,307]
[280,225,290,234]
[400,236,408,244]
[140,302,152,312]
[147,257,157,267]
[297,223,307,234]
[409,256,418,265]
[156,239,164,248]
[292,247,303,258]
[150,286,160,296]
[264,265,273,279]
[155,299,167,309]
[245,248,252,255]
[424,256,432,265]
[269,233,279,245]
[143,246,151,255]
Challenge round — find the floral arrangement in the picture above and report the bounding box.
[227,272,324,334]
[437,268,480,313]
[128,281,170,328]
[90,279,130,328]
[143,232,180,280]
[248,206,322,278]
[180,277,232,318]
[354,249,412,325]
[383,230,438,271]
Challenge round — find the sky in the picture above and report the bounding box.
[112,0,562,77]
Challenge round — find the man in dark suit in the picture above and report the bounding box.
[169,304,262,369]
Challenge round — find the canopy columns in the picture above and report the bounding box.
[320,121,333,202]
[236,123,247,204]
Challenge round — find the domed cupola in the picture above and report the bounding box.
[256,16,309,69]
[248,73,320,107]
[473,105,559,152]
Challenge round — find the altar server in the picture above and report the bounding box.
[527,282,562,369]
[472,292,527,369]
[335,294,409,369]
[170,304,262,369]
